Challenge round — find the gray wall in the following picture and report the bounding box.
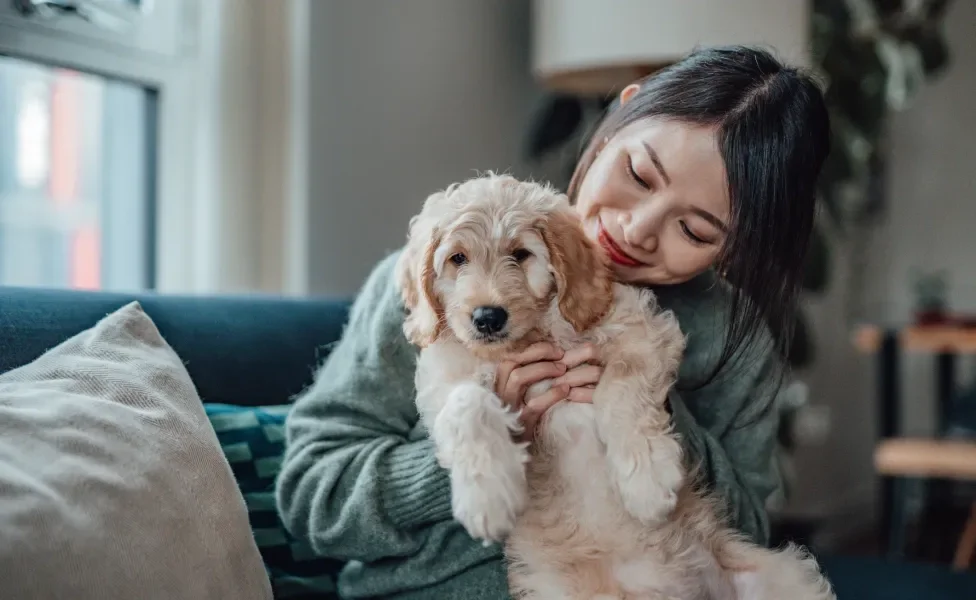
[303,0,545,296]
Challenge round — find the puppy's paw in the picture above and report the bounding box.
[611,436,684,525]
[615,465,680,526]
[450,441,529,544]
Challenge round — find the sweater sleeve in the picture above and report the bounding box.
[275,252,453,562]
[668,351,783,547]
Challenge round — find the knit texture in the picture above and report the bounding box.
[277,251,783,599]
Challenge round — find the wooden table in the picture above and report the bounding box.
[854,325,976,354]
[854,324,976,559]
[874,438,976,569]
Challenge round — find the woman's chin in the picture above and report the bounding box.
[610,263,656,285]
[611,264,688,287]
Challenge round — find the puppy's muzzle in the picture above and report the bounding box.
[472,306,508,336]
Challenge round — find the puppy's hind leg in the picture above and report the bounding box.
[720,540,835,600]
[432,381,529,544]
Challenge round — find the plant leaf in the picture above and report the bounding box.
[903,25,951,75]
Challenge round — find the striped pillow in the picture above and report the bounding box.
[205,404,342,599]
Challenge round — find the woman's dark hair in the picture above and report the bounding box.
[568,45,831,386]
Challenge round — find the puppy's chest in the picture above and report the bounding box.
[547,319,588,351]
[473,362,498,390]
[532,404,617,524]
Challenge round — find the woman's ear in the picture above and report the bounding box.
[620,83,640,105]
[539,205,614,332]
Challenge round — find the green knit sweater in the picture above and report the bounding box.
[276,251,784,599]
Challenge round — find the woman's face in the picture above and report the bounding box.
[574,88,731,286]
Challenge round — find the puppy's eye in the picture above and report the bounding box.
[449,253,467,266]
[511,248,532,263]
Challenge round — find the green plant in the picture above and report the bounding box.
[911,268,949,317]
[524,0,953,368]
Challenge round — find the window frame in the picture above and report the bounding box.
[0,0,308,295]
[0,0,203,293]
[0,0,185,60]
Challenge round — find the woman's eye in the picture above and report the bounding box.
[511,248,532,263]
[450,252,467,266]
[626,157,650,190]
[680,222,709,246]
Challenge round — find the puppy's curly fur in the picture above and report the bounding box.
[396,174,834,600]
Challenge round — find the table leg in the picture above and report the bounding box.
[879,332,901,554]
[889,352,957,561]
[936,352,956,433]
[922,352,958,561]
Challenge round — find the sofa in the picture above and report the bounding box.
[0,285,974,599]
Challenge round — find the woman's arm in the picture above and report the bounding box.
[275,252,453,562]
[668,352,783,546]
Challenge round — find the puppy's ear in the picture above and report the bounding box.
[396,201,446,347]
[539,204,614,332]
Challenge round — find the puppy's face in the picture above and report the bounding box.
[396,175,613,353]
[435,220,552,350]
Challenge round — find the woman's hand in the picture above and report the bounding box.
[554,343,603,404]
[495,341,604,441]
[495,342,569,441]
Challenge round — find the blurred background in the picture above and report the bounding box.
[1,0,974,577]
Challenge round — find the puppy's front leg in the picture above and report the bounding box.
[430,381,529,543]
[596,312,686,525]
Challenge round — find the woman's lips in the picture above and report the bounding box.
[597,222,643,267]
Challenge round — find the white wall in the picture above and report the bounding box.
[789,1,976,522]
[300,0,547,296]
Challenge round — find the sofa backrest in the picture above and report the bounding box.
[0,287,351,407]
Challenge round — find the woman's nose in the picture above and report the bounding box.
[620,206,663,252]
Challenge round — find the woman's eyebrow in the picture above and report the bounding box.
[642,141,671,186]
[691,207,728,233]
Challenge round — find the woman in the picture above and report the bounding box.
[276,45,830,600]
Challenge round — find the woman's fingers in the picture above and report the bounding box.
[507,341,564,365]
[524,384,570,416]
[495,342,564,407]
[567,386,595,404]
[504,362,566,401]
[495,360,519,403]
[553,364,602,388]
[496,342,602,416]
[559,343,600,370]
[518,384,570,441]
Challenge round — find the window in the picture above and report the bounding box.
[0,0,193,292]
[0,54,155,290]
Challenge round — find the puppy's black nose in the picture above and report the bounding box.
[472,306,508,335]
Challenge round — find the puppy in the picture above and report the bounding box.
[396,174,834,600]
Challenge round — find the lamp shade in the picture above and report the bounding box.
[532,0,811,94]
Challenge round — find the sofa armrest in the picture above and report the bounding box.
[0,287,351,407]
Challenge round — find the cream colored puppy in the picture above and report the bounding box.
[396,174,834,600]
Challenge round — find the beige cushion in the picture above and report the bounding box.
[0,302,273,599]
